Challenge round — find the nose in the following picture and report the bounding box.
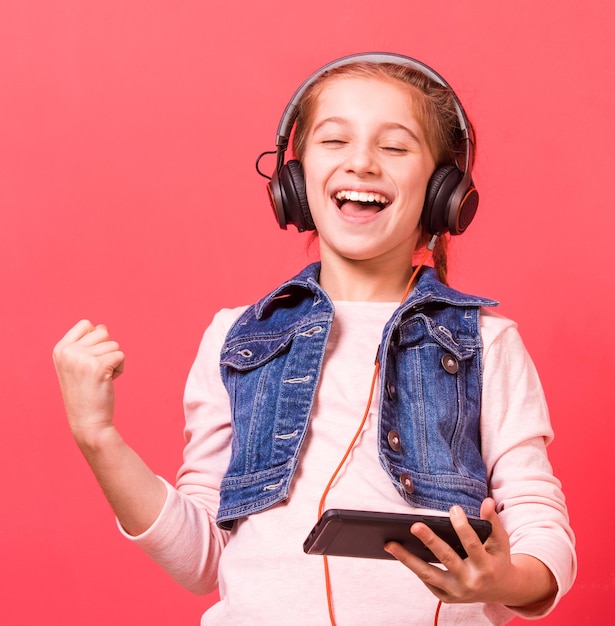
[344,141,380,176]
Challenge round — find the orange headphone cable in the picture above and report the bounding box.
[319,236,438,626]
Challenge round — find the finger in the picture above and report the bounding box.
[88,340,122,357]
[479,498,510,554]
[92,344,125,379]
[111,362,124,380]
[480,497,498,523]
[78,325,113,347]
[98,350,125,380]
[54,319,96,351]
[410,521,464,570]
[384,540,450,593]
[448,505,488,562]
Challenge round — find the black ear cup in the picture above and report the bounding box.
[423,165,461,235]
[271,159,314,232]
[422,165,478,236]
[454,185,479,234]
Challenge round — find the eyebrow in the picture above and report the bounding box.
[311,117,422,144]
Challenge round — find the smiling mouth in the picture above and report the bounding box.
[334,190,391,215]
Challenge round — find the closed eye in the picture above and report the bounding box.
[381,146,409,154]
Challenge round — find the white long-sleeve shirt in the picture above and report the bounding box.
[121,302,576,625]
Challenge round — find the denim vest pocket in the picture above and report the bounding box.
[221,331,299,370]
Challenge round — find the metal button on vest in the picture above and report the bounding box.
[400,473,414,493]
[387,430,402,452]
[441,353,459,374]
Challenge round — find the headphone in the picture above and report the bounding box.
[258,52,479,236]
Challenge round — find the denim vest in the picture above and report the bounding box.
[216,263,497,530]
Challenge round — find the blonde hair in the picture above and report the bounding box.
[291,62,473,285]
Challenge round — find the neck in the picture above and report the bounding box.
[318,255,417,302]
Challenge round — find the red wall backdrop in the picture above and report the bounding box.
[1,1,613,624]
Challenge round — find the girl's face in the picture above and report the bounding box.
[302,76,436,270]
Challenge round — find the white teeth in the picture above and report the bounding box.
[335,190,390,205]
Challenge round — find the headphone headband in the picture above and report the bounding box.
[276,52,470,144]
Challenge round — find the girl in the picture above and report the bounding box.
[53,54,576,625]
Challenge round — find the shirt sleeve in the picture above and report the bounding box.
[118,307,245,595]
[479,310,577,618]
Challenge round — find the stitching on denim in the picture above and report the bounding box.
[274,429,299,440]
[297,325,323,337]
[263,479,284,491]
[283,375,311,384]
[437,325,454,340]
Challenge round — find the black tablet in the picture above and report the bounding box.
[303,508,492,562]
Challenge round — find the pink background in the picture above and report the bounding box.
[1,1,613,623]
